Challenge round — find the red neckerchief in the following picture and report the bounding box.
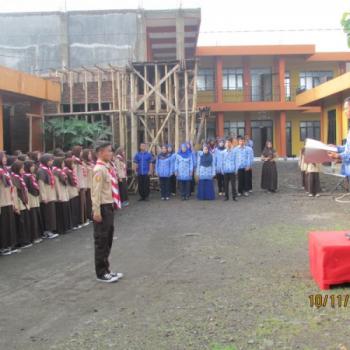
[53,166,67,181]
[23,172,39,191]
[96,160,121,209]
[39,164,55,187]
[64,167,78,186]
[0,167,13,187]
[12,172,29,205]
[73,156,82,165]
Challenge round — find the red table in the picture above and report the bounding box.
[309,231,350,290]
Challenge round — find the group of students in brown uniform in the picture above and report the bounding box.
[0,145,129,264]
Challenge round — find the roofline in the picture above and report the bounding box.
[307,52,350,62]
[196,45,316,57]
[296,72,350,107]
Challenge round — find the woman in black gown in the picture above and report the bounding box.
[261,141,278,192]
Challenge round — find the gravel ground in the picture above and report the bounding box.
[1,160,350,350]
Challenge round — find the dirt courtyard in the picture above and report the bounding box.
[1,161,350,350]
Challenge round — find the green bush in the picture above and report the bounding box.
[44,117,112,150]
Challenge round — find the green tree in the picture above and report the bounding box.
[44,117,112,150]
[341,12,350,47]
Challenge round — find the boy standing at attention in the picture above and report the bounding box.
[92,142,123,283]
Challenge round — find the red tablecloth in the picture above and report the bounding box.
[309,231,350,290]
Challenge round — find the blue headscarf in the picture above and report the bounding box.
[200,145,213,167]
[178,143,191,159]
[167,144,174,154]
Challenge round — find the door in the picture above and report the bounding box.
[327,110,336,145]
[251,120,273,156]
[286,121,292,157]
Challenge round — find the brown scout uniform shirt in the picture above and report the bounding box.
[92,161,113,217]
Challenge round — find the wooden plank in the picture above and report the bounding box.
[191,62,198,142]
[185,70,189,141]
[130,73,138,158]
[149,109,173,150]
[144,66,148,144]
[174,71,179,151]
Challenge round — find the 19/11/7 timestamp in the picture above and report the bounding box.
[309,294,350,308]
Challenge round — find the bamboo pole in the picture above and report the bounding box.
[185,69,189,141]
[174,71,179,151]
[144,65,148,144]
[191,62,198,142]
[130,72,138,159]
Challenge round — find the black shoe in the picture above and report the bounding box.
[232,197,237,201]
[96,273,119,283]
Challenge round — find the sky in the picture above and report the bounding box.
[0,0,349,51]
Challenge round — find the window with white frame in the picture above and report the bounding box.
[224,121,245,138]
[299,71,333,90]
[300,121,321,141]
[222,68,243,90]
[197,68,214,91]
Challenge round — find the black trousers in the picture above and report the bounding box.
[55,201,72,234]
[224,173,237,199]
[40,202,57,232]
[70,196,80,228]
[179,180,191,198]
[138,175,150,199]
[29,207,43,241]
[170,175,177,194]
[0,205,17,250]
[216,173,224,193]
[93,204,114,278]
[237,169,249,194]
[86,188,93,221]
[159,177,171,198]
[246,169,253,191]
[15,209,31,246]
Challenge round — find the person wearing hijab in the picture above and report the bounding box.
[11,160,32,248]
[175,143,194,200]
[196,144,216,200]
[37,153,59,239]
[82,149,94,219]
[261,141,278,193]
[53,157,72,234]
[72,145,89,226]
[114,147,129,207]
[64,157,81,230]
[214,139,226,196]
[155,145,172,200]
[167,144,177,196]
[24,160,43,243]
[0,151,19,255]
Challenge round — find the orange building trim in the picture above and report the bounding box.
[196,45,316,57]
[307,52,350,62]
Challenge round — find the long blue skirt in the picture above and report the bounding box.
[197,179,215,200]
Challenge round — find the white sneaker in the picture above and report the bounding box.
[315,194,320,197]
[82,222,90,227]
[109,272,124,281]
[34,238,43,244]
[166,197,170,201]
[308,194,313,197]
[243,192,249,197]
[97,273,119,283]
[22,243,33,249]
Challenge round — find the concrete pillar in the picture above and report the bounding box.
[244,112,251,137]
[216,56,223,104]
[59,12,70,69]
[243,57,251,102]
[176,10,185,61]
[29,101,44,152]
[136,10,148,61]
[279,111,287,157]
[0,95,3,150]
[278,57,286,102]
[216,112,224,138]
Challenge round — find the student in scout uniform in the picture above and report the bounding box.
[23,160,43,243]
[82,149,94,221]
[92,142,123,283]
[114,147,129,207]
[133,143,154,201]
[167,144,177,196]
[37,154,59,239]
[299,147,308,193]
[196,144,216,200]
[214,139,226,196]
[0,151,19,255]
[175,143,194,201]
[53,157,72,234]
[11,160,32,248]
[64,157,81,230]
[234,136,253,197]
[72,145,89,226]
[155,145,172,200]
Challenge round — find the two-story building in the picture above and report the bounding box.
[196,45,350,156]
